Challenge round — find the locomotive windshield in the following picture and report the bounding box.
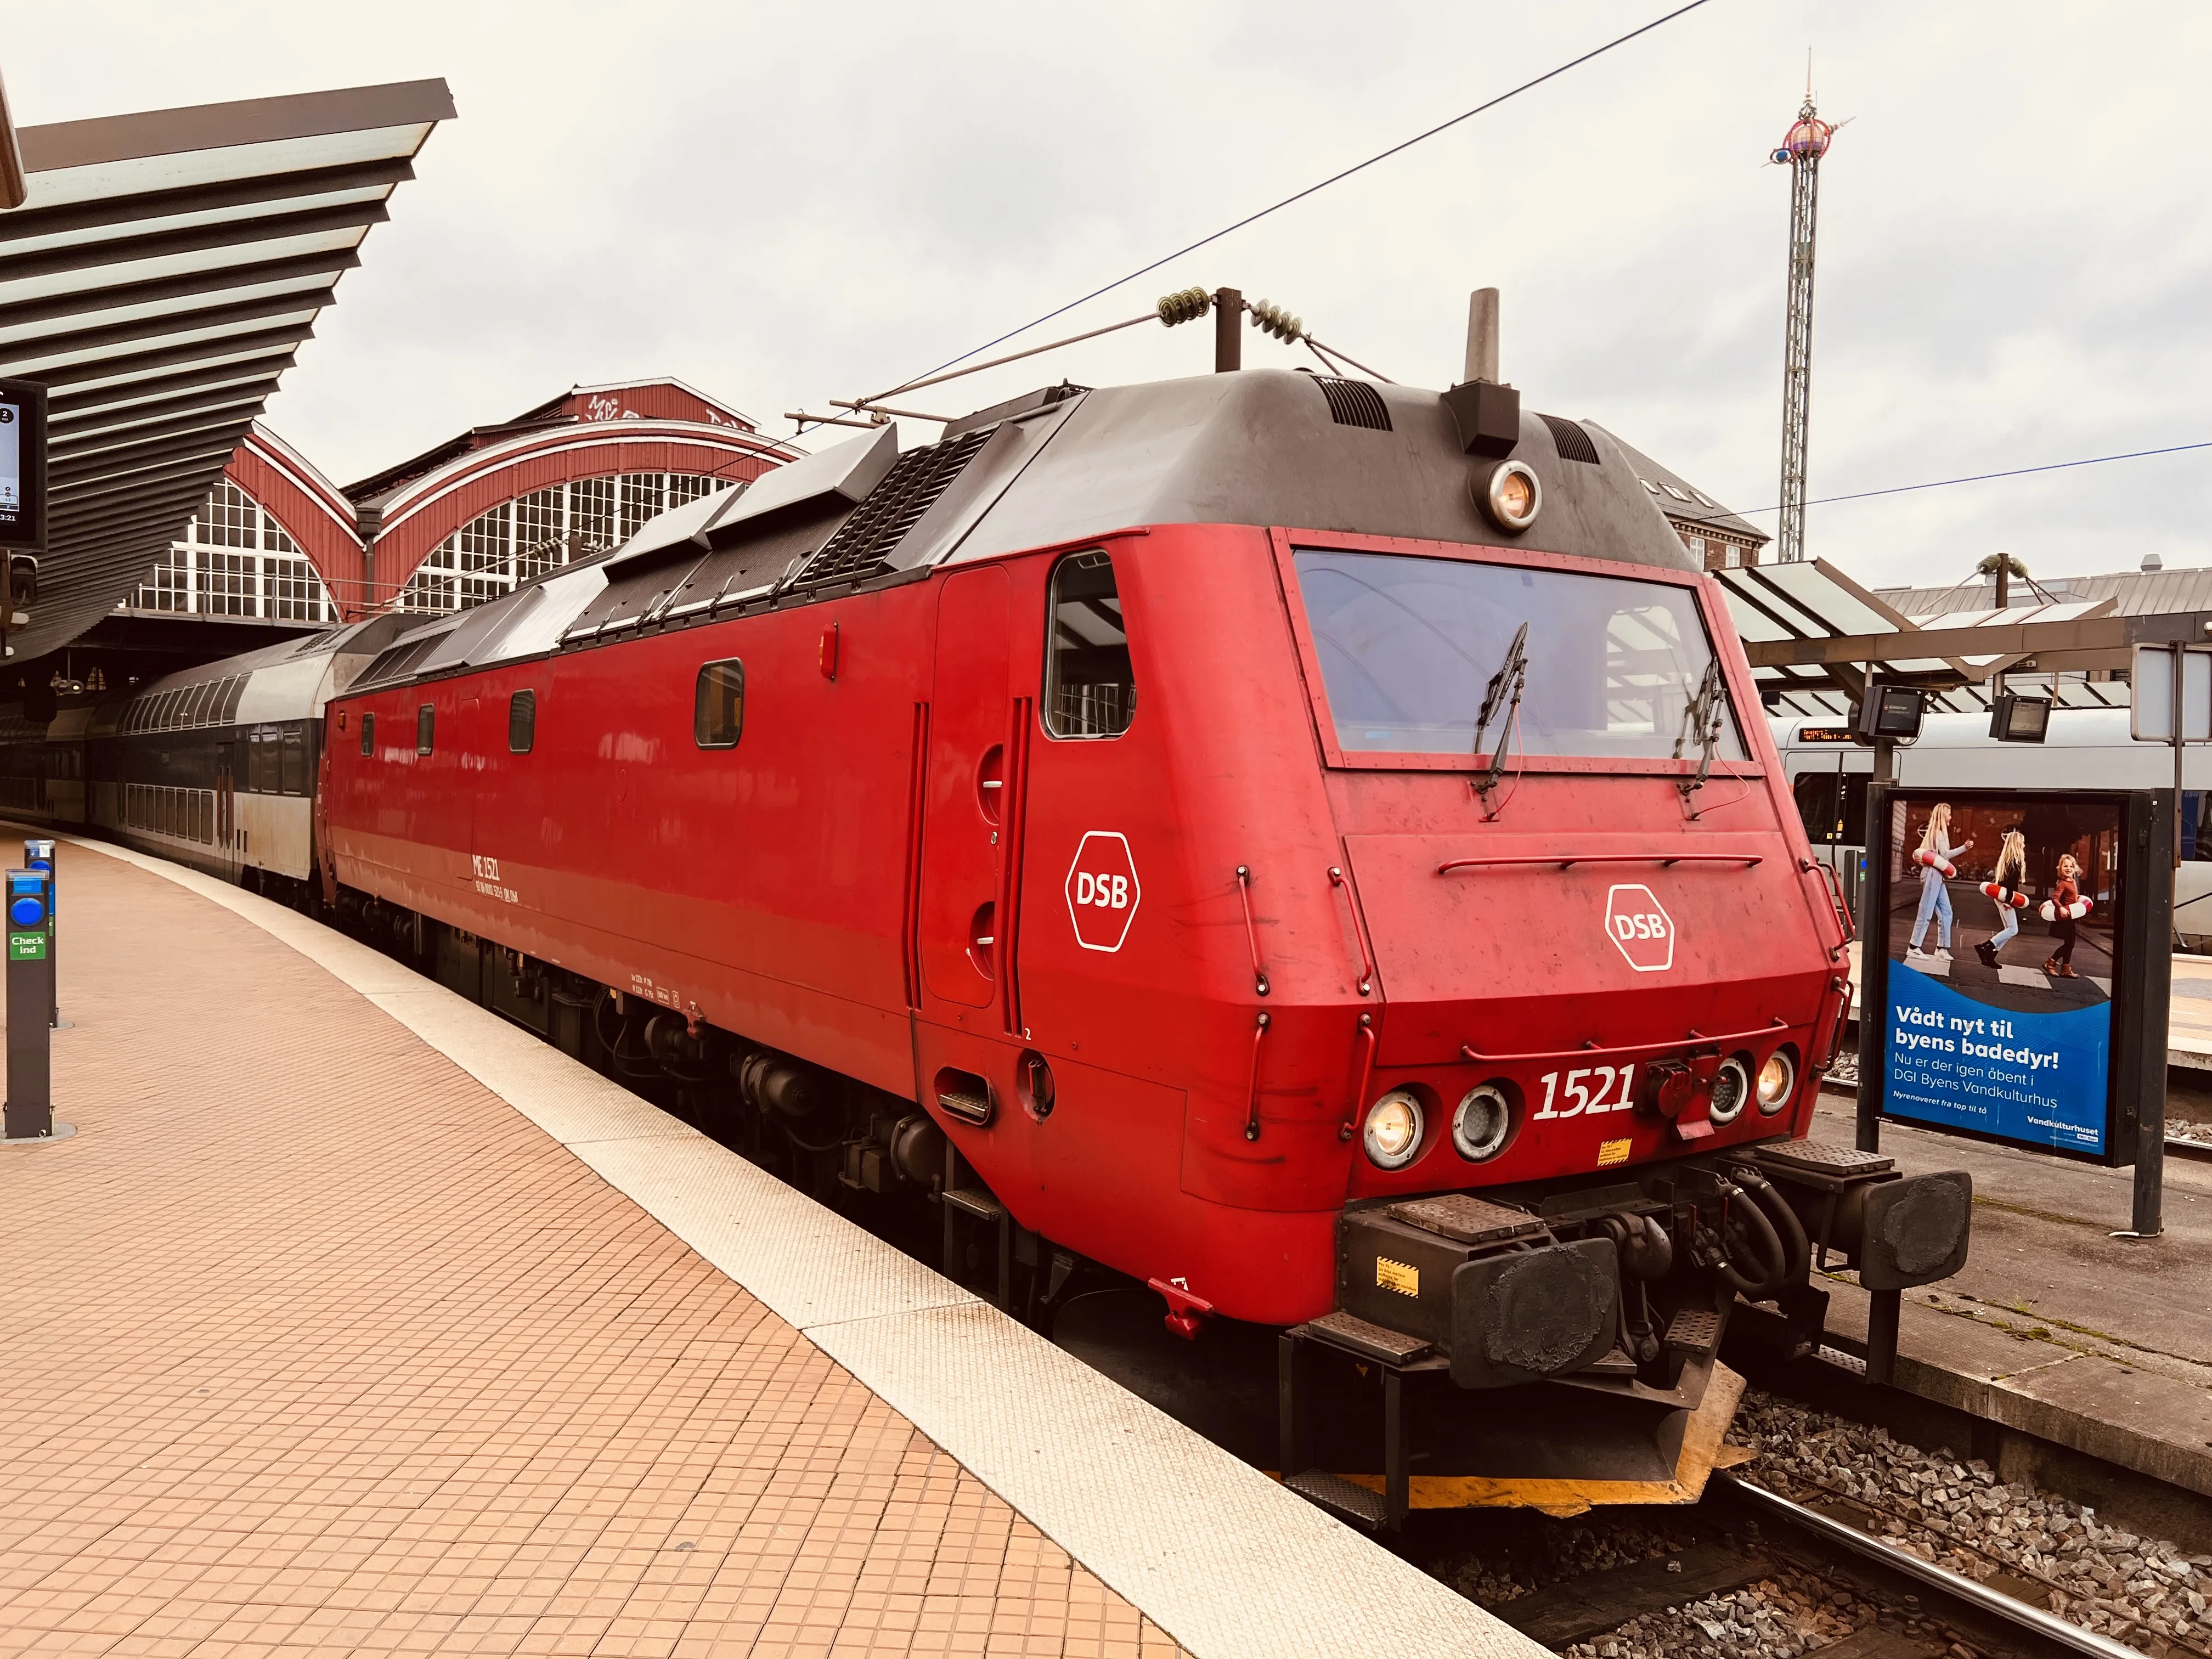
[1293,548,1745,762]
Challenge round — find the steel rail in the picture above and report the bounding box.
[1713,1471,2143,1659]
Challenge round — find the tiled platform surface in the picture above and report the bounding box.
[0,842,1196,1658]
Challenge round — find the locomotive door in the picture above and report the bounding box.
[918,568,1011,1009]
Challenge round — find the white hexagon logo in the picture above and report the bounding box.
[1604,883,1675,973]
[1065,832,1141,953]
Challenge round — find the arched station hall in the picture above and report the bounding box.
[37,378,798,703]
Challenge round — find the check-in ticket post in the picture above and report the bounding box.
[1855,786,2172,1238]
[1,866,64,1143]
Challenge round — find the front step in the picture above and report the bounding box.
[1284,1467,1390,1531]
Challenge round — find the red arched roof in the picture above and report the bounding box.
[365,420,786,600]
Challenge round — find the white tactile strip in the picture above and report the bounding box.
[62,836,1543,1659]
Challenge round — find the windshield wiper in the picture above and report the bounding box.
[1471,622,1528,811]
[1673,656,1725,802]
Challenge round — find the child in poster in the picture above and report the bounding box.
[2046,854,2084,979]
[1976,828,2029,968]
[1906,802,1973,962]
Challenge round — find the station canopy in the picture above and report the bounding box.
[1711,556,2174,719]
[1,80,454,660]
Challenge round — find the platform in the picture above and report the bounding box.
[1800,1094,2212,1540]
[0,837,1537,1659]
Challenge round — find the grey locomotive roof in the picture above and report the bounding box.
[554,369,1708,645]
[327,368,1741,682]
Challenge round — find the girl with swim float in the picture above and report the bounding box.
[2046,854,2083,979]
[1976,828,2028,967]
[1907,802,1973,962]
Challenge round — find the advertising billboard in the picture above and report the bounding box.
[1862,787,2170,1166]
[0,377,47,551]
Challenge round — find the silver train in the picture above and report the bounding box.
[1773,708,2212,947]
[0,617,410,896]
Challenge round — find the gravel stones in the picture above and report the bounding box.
[1735,1391,2212,1654]
[1423,1386,2212,1658]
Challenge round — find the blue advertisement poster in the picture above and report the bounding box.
[1878,793,2121,1157]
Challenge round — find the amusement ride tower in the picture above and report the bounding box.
[1770,93,1837,564]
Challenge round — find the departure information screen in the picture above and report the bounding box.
[0,378,42,549]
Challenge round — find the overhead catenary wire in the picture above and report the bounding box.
[890,0,1719,388]
[1738,439,2212,515]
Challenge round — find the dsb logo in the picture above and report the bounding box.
[1073,872,1130,910]
[1065,831,1142,953]
[1604,883,1675,973]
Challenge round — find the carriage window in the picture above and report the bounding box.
[509,690,536,754]
[417,704,435,755]
[360,712,375,757]
[1045,550,1136,738]
[1791,771,1869,845]
[280,728,306,795]
[246,729,275,793]
[694,661,743,748]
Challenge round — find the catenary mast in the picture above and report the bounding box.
[1771,89,1836,564]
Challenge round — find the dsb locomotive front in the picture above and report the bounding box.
[3,360,1973,1520]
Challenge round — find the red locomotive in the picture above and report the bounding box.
[17,355,1974,1523]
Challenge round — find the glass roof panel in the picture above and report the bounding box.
[3,227,367,307]
[0,268,344,348]
[1751,561,1900,637]
[0,183,396,259]
[20,125,436,211]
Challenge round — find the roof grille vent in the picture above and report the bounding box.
[789,428,994,589]
[1539,413,1601,465]
[1315,377,1391,431]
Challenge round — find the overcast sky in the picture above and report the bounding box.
[10,1,2209,591]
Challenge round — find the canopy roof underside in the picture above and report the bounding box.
[2,78,453,659]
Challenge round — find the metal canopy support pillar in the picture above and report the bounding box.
[1855,731,1895,1153]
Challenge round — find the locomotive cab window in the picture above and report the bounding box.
[509,690,536,754]
[416,704,435,755]
[1292,548,1745,762]
[694,661,743,748]
[359,712,374,757]
[1044,550,1135,738]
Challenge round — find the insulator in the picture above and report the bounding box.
[1156,286,1212,327]
[1248,298,1303,342]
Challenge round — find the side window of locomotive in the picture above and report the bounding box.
[280,727,306,795]
[694,661,743,749]
[359,712,375,757]
[416,704,435,755]
[509,690,536,755]
[1043,550,1135,738]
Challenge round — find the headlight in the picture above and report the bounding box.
[1757,1049,1797,1114]
[1481,460,1542,533]
[1452,1084,1513,1161]
[1363,1090,1424,1169]
[1707,1057,1750,1126]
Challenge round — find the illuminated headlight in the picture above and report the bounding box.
[1757,1048,1797,1114]
[1481,460,1543,533]
[1708,1057,1750,1126]
[1363,1090,1424,1169]
[1452,1084,1513,1162]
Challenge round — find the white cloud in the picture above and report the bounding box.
[9,0,2208,588]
